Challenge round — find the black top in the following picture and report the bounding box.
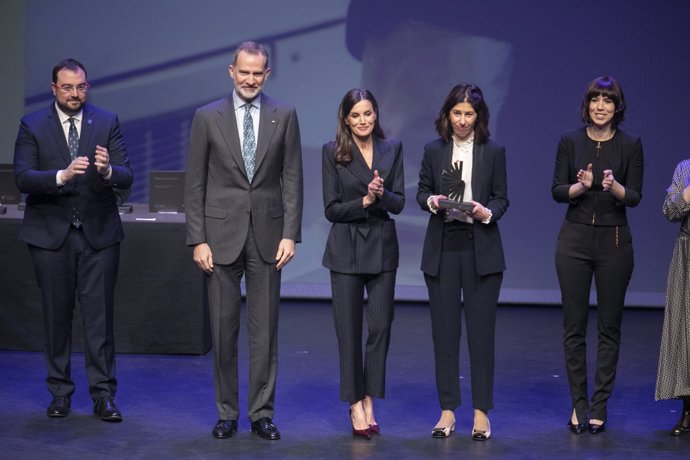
[551,127,643,226]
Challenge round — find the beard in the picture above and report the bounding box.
[236,85,262,102]
[56,97,84,116]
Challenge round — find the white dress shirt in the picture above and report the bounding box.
[233,90,261,146]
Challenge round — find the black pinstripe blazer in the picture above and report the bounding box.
[321,137,405,274]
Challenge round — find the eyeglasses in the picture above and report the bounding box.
[55,83,90,94]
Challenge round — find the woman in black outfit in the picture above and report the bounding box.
[322,89,405,439]
[417,83,508,441]
[552,76,643,435]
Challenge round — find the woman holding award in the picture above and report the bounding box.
[417,83,509,440]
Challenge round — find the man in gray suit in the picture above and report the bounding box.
[184,41,303,440]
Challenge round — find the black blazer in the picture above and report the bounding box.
[322,137,405,274]
[417,138,508,277]
[14,103,133,250]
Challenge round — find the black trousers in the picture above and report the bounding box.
[555,221,634,422]
[330,270,396,403]
[29,227,120,401]
[424,223,502,412]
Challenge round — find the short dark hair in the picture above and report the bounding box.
[52,58,87,83]
[233,41,269,69]
[579,76,626,128]
[335,88,385,165]
[435,83,490,144]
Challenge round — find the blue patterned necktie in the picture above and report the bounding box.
[242,104,256,182]
[67,118,81,227]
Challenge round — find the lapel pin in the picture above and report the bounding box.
[87,119,93,125]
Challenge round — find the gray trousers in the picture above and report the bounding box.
[207,225,281,422]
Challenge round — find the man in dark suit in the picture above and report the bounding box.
[13,58,133,422]
[185,41,303,440]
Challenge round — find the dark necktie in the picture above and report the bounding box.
[242,104,256,182]
[68,118,81,227]
[68,117,79,159]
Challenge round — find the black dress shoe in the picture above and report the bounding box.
[671,410,690,436]
[567,419,587,434]
[251,417,280,440]
[93,396,122,422]
[47,396,71,418]
[588,422,606,434]
[212,419,238,439]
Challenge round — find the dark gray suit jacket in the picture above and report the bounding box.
[417,138,508,277]
[322,137,405,274]
[185,93,303,264]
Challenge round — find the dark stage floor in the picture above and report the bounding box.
[0,301,687,459]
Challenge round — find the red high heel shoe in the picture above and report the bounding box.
[350,410,371,439]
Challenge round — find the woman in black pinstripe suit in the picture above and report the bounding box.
[322,89,405,439]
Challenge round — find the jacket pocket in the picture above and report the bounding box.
[205,205,227,219]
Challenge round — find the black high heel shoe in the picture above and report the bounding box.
[588,421,606,434]
[568,419,587,434]
[671,410,690,437]
[567,409,586,434]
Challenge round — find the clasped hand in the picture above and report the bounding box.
[60,144,110,182]
[368,170,384,197]
[364,170,384,206]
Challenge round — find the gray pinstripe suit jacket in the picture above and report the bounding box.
[184,93,303,264]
